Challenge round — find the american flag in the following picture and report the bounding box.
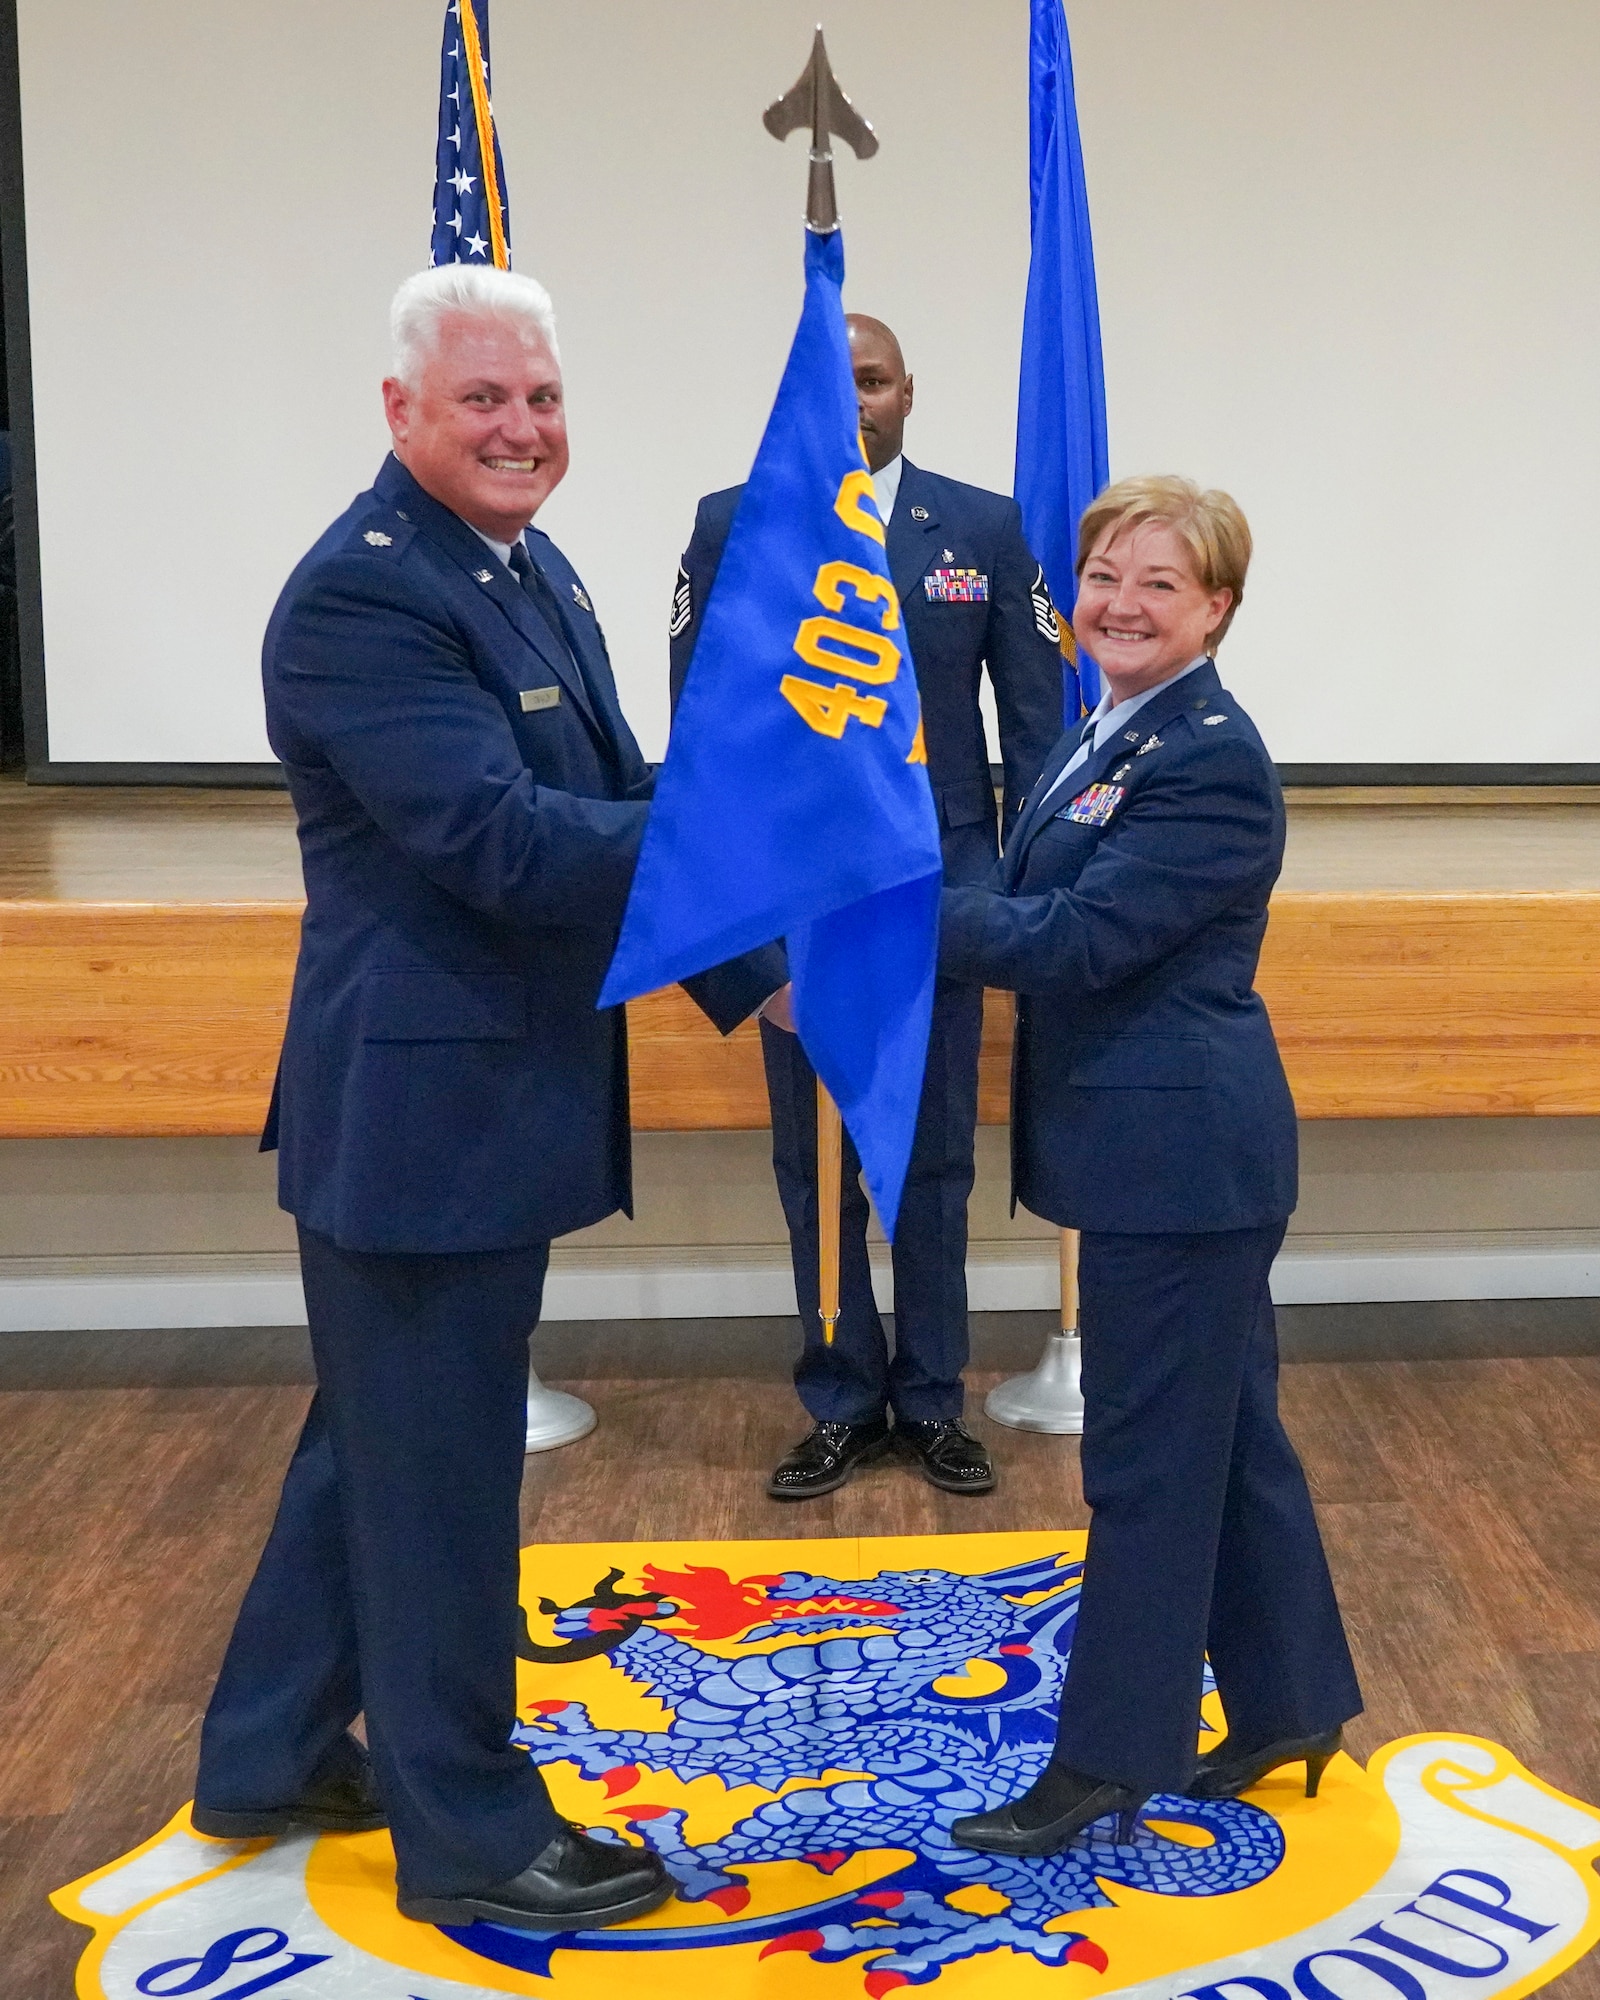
[430,0,511,268]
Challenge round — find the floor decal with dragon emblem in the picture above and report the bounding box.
[55,1531,1600,1998]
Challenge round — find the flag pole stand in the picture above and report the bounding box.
[817,1082,843,1347]
[985,1227,1085,1434]
[524,1365,596,1453]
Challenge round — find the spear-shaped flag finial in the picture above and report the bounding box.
[763,25,878,233]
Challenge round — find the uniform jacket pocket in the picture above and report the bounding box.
[360,971,528,1041]
[940,778,994,831]
[1066,1036,1210,1088]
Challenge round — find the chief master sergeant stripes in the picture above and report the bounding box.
[670,313,1064,1502]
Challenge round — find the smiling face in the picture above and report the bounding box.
[381,311,568,541]
[1073,519,1233,703]
[846,315,913,473]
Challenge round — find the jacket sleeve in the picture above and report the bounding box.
[668,498,726,714]
[984,501,1070,838]
[681,943,789,1035]
[270,553,645,931]
[938,735,1280,997]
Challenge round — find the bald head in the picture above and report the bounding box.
[846,313,913,472]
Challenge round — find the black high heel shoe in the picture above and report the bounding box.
[950,1763,1145,1858]
[1186,1726,1343,1801]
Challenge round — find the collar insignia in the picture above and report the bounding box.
[473,568,494,583]
[572,584,593,613]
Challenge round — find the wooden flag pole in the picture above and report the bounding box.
[817,1081,843,1346]
[1059,1227,1080,1335]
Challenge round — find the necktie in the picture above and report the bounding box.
[507,542,600,724]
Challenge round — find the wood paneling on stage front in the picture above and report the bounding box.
[0,902,302,1138]
[1,892,1596,1136]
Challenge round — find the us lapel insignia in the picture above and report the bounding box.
[572,584,593,613]
[1058,782,1125,827]
[910,505,929,521]
[1124,729,1141,744]
[1136,733,1163,755]
[362,530,392,547]
[473,568,495,584]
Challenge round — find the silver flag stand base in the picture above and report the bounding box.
[525,1365,596,1453]
[985,1330,1086,1435]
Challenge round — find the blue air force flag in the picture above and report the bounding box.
[1015,0,1109,716]
[601,230,942,1237]
[431,0,511,268]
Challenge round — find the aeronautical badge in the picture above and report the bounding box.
[361,530,392,547]
[669,562,691,639]
[923,566,990,603]
[1030,563,1061,644]
[1136,732,1163,754]
[571,583,593,613]
[1204,713,1230,724]
[54,1530,1600,2000]
[1059,781,1125,826]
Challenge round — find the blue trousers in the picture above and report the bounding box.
[1053,1223,1362,1796]
[761,980,984,1425]
[195,1226,564,1897]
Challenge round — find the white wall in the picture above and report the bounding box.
[17,0,1600,766]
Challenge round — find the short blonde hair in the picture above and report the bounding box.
[1076,475,1251,646]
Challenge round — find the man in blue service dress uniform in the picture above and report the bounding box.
[671,316,1063,1501]
[190,267,780,1934]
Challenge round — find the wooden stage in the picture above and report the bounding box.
[1,778,1598,1136]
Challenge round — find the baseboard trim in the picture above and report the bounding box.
[0,1242,1595,1334]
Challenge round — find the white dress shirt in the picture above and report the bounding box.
[871,454,904,527]
[1033,655,1211,817]
[470,524,521,569]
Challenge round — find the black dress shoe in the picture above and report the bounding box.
[768,1419,891,1500]
[951,1762,1144,1857]
[896,1418,996,1495]
[191,1734,386,1838]
[1187,1726,1343,1801]
[398,1823,675,1931]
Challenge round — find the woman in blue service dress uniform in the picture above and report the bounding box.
[941,476,1362,1857]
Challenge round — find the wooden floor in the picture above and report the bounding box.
[3,1337,1599,1996]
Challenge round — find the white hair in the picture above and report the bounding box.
[389,264,560,384]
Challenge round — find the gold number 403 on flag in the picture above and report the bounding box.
[781,480,906,740]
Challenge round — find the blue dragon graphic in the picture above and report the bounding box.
[461,1550,1284,1990]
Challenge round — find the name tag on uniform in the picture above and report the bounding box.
[520,686,560,713]
[1057,782,1124,827]
[923,567,989,603]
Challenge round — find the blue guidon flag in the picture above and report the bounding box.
[1015,0,1109,717]
[430,0,511,267]
[600,230,943,1237]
